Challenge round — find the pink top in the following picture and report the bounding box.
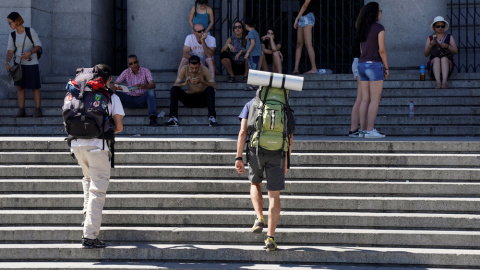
[115,66,154,96]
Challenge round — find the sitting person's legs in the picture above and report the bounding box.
[205,57,216,81]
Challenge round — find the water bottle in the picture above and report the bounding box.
[409,101,415,118]
[420,65,425,81]
[317,69,333,75]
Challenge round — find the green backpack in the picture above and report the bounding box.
[247,86,295,163]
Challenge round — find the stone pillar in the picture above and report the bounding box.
[51,0,114,75]
[365,0,447,69]
[127,0,194,72]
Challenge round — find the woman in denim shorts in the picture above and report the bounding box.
[292,0,317,74]
[355,2,389,138]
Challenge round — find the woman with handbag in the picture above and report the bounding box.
[424,16,458,89]
[5,12,43,117]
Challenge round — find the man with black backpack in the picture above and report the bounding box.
[63,64,124,249]
[235,83,294,251]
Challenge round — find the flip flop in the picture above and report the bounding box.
[227,76,235,83]
[291,71,299,75]
[303,70,317,75]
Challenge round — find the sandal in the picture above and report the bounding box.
[435,82,441,89]
[245,85,257,91]
[441,82,448,89]
[227,76,235,83]
[292,71,299,75]
[243,76,248,83]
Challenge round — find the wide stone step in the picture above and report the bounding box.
[0,152,478,167]
[0,262,455,270]
[2,226,480,248]
[13,106,480,117]
[0,124,479,136]
[1,243,480,267]
[0,137,477,153]
[2,96,480,107]
[3,180,480,196]
[10,87,480,99]
[1,115,480,126]
[0,165,478,181]
[2,210,480,229]
[2,194,480,213]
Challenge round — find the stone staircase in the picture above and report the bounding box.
[0,73,479,136]
[0,73,480,269]
[0,137,480,269]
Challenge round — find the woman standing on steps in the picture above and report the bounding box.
[355,2,388,139]
[292,0,317,75]
[5,12,43,118]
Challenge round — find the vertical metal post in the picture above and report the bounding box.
[287,0,293,73]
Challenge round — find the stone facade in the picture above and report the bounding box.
[0,0,450,85]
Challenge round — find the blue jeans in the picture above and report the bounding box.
[115,89,158,117]
[358,61,384,81]
[248,56,260,71]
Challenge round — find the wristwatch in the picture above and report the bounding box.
[235,157,243,161]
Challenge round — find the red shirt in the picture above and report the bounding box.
[115,66,154,96]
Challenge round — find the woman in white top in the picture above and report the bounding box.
[5,12,43,117]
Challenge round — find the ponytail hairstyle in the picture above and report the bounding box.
[194,0,208,17]
[354,1,380,43]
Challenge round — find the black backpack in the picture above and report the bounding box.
[11,27,43,59]
[63,67,116,167]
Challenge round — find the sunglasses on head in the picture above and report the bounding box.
[128,60,138,66]
[195,29,206,33]
[233,25,242,29]
[435,24,446,28]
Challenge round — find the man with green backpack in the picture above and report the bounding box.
[235,82,295,251]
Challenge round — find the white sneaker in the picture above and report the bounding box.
[364,128,385,138]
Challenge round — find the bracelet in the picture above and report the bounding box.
[235,157,243,161]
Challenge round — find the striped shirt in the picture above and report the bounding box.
[115,66,154,96]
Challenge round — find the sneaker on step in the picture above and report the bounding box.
[364,128,385,138]
[208,116,218,127]
[348,129,360,138]
[358,130,366,138]
[82,237,105,249]
[264,236,277,251]
[251,217,265,233]
[164,117,179,126]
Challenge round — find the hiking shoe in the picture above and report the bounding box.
[209,116,218,127]
[14,108,26,118]
[82,237,105,249]
[364,128,386,138]
[264,236,277,251]
[348,129,360,138]
[251,217,265,233]
[33,108,42,118]
[164,117,179,126]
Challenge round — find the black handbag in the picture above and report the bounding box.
[8,34,26,82]
[8,63,22,81]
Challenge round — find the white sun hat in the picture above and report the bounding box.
[430,16,449,32]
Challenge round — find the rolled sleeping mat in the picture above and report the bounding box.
[247,70,304,91]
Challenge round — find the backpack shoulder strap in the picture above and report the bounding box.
[11,32,16,54]
[25,27,35,45]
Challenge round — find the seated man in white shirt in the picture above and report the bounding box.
[178,23,217,80]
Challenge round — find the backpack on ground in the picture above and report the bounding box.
[62,67,116,167]
[247,85,295,168]
[11,27,43,59]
